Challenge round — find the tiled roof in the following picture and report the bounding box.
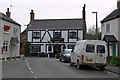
[27,19,84,30]
[0,12,21,26]
[101,8,120,23]
[103,35,118,42]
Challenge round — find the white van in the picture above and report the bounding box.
[70,40,108,70]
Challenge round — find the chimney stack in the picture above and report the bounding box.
[117,0,120,8]
[6,8,11,17]
[30,10,34,21]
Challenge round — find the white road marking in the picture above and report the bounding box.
[31,71,33,74]
[26,59,38,79]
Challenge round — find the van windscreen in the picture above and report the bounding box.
[97,45,105,53]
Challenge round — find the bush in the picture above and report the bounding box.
[24,42,30,57]
[108,56,120,66]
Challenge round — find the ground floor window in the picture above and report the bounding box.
[30,44,41,57]
[3,41,8,52]
[48,45,52,51]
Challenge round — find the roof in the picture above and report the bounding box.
[0,12,21,26]
[101,8,120,23]
[103,35,118,42]
[27,19,84,30]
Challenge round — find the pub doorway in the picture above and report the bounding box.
[53,44,61,58]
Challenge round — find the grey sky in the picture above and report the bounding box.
[0,0,117,32]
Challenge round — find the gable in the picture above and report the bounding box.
[101,9,120,23]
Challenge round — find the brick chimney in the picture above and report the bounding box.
[6,8,11,17]
[117,0,120,9]
[30,10,34,21]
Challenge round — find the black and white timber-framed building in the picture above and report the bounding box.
[27,5,86,57]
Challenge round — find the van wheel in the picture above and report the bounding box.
[77,61,80,69]
[100,66,105,71]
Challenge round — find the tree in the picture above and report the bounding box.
[85,26,101,40]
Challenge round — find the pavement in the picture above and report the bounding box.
[105,66,120,75]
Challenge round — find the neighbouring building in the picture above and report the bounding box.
[101,0,120,57]
[0,8,21,60]
[20,29,27,54]
[27,5,86,57]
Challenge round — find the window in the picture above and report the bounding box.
[97,45,105,53]
[14,28,17,35]
[86,44,95,53]
[3,41,8,52]
[69,31,77,38]
[54,32,61,38]
[33,32,40,39]
[106,24,110,33]
[48,45,52,51]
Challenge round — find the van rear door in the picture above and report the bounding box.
[95,45,107,63]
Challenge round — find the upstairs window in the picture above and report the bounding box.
[33,32,40,39]
[86,44,95,53]
[14,28,17,35]
[54,31,61,39]
[69,31,77,39]
[106,24,110,33]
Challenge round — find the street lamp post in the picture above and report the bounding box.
[92,11,98,34]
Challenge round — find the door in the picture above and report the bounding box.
[112,43,116,57]
[53,44,61,58]
[95,45,106,63]
[31,44,41,57]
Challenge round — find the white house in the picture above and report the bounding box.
[101,0,120,57]
[0,8,21,60]
[27,5,86,57]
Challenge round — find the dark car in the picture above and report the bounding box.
[59,49,72,62]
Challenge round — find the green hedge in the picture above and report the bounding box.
[108,56,120,66]
[24,42,30,57]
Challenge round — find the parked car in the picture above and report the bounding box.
[70,40,108,70]
[59,49,73,62]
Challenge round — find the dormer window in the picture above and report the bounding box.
[33,31,40,39]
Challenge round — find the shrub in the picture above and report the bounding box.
[108,56,120,66]
[24,42,30,57]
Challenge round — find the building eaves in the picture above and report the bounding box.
[101,9,120,23]
[0,12,21,26]
[27,18,84,30]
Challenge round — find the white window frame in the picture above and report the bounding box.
[106,23,110,33]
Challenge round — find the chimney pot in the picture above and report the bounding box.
[117,0,120,8]
[30,10,35,21]
[6,8,11,17]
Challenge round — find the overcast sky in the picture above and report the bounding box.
[0,0,117,32]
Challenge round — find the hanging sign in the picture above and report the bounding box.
[4,25,10,30]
